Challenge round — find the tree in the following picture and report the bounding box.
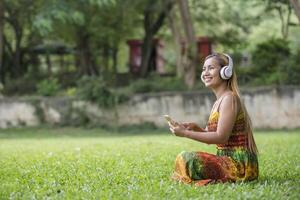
[191,0,263,51]
[3,0,43,80]
[35,0,101,76]
[261,0,293,39]
[177,0,198,89]
[140,0,174,77]
[167,4,184,78]
[289,0,300,22]
[35,0,140,79]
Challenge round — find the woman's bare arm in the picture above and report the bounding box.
[170,94,238,144]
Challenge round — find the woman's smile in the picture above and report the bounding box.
[203,76,213,83]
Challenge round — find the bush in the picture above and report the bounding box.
[3,77,38,95]
[236,66,256,86]
[65,87,77,97]
[284,48,300,85]
[76,76,128,108]
[128,75,188,94]
[36,78,61,96]
[248,38,300,86]
[251,38,290,85]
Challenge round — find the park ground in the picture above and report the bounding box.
[0,127,299,199]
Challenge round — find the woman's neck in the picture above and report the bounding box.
[212,83,230,99]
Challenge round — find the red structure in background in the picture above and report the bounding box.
[197,37,212,61]
[127,37,212,75]
[127,40,142,74]
[127,39,165,75]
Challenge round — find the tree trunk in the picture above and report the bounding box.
[111,46,118,85]
[14,29,22,77]
[277,6,292,39]
[0,0,4,84]
[45,52,52,75]
[140,32,154,77]
[285,6,292,38]
[59,54,65,71]
[140,0,174,77]
[77,32,98,76]
[112,47,118,75]
[29,52,39,77]
[167,5,184,78]
[3,35,13,78]
[102,43,109,75]
[177,0,198,89]
[289,0,300,22]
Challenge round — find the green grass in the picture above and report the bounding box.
[0,128,299,200]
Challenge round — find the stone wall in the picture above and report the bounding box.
[0,86,299,129]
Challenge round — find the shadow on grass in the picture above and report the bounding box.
[0,125,299,140]
[0,125,170,139]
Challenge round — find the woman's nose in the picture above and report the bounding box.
[203,68,209,75]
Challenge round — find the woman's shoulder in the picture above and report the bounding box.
[222,91,239,101]
[219,92,241,112]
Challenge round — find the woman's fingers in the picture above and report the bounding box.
[169,127,175,134]
[181,122,189,128]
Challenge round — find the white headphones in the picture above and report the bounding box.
[220,53,233,80]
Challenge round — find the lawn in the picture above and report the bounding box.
[0,127,299,200]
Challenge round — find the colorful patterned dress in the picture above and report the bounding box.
[172,110,259,186]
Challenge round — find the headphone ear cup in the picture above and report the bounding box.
[220,66,228,80]
[220,66,232,80]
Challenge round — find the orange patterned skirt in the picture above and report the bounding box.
[172,148,259,186]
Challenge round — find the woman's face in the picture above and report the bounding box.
[201,57,223,88]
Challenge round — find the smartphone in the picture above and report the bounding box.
[164,115,178,126]
[164,115,173,123]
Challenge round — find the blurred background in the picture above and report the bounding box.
[0,0,299,129]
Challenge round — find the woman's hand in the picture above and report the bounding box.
[182,122,205,132]
[182,122,197,130]
[169,122,187,137]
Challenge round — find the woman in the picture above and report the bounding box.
[168,53,259,186]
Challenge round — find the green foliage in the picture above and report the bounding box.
[235,67,253,86]
[251,38,291,85]
[76,76,128,108]
[284,48,300,85]
[65,87,77,97]
[3,0,44,79]
[192,0,262,51]
[32,0,141,77]
[0,128,299,199]
[252,38,290,74]
[36,78,61,96]
[128,75,188,94]
[3,77,38,95]
[2,0,300,96]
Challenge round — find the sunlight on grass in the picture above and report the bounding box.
[0,128,299,199]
